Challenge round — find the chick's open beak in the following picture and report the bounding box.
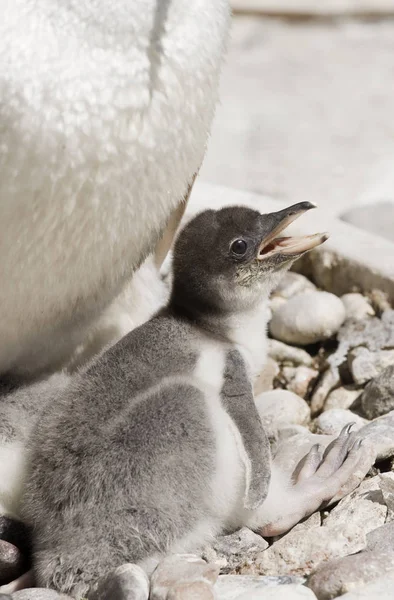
[257,201,328,259]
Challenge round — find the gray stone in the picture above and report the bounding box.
[324,387,360,412]
[270,292,345,346]
[340,293,375,321]
[202,528,268,573]
[366,521,394,552]
[255,390,311,435]
[307,549,394,600]
[272,273,316,300]
[329,310,394,369]
[215,576,312,600]
[312,409,367,435]
[379,473,394,522]
[268,339,313,367]
[88,563,149,600]
[349,347,394,386]
[337,574,394,599]
[341,201,394,244]
[358,410,394,461]
[360,365,394,419]
[0,541,24,586]
[12,590,73,600]
[150,554,218,600]
[280,366,319,399]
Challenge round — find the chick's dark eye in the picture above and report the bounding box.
[231,239,248,256]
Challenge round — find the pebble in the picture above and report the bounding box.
[323,387,360,412]
[201,528,268,574]
[0,541,24,586]
[150,554,218,600]
[340,293,375,321]
[272,272,316,300]
[255,390,310,435]
[0,517,31,557]
[12,591,73,599]
[310,367,340,415]
[336,573,394,599]
[312,408,367,435]
[358,410,394,460]
[88,563,149,600]
[268,340,313,367]
[378,473,394,522]
[215,576,313,600]
[269,291,345,346]
[254,358,279,395]
[307,549,394,600]
[360,364,394,419]
[281,366,318,399]
[349,347,394,385]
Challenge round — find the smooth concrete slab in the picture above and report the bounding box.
[201,16,394,218]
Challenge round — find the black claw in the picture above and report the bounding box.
[352,438,363,451]
[341,422,356,436]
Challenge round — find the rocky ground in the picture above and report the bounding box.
[1,270,394,599]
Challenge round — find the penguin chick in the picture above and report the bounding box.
[20,203,373,599]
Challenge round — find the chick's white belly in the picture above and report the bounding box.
[192,343,247,526]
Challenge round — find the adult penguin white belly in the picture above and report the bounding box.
[0,0,230,377]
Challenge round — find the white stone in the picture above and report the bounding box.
[281,366,318,399]
[254,358,280,395]
[270,296,287,314]
[324,387,361,412]
[255,390,311,434]
[312,408,367,435]
[341,293,375,321]
[272,273,316,300]
[379,473,394,522]
[268,340,313,367]
[269,292,346,346]
[310,367,341,415]
[359,410,394,461]
[201,528,269,573]
[324,476,387,533]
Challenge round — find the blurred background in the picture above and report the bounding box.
[201,0,394,243]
